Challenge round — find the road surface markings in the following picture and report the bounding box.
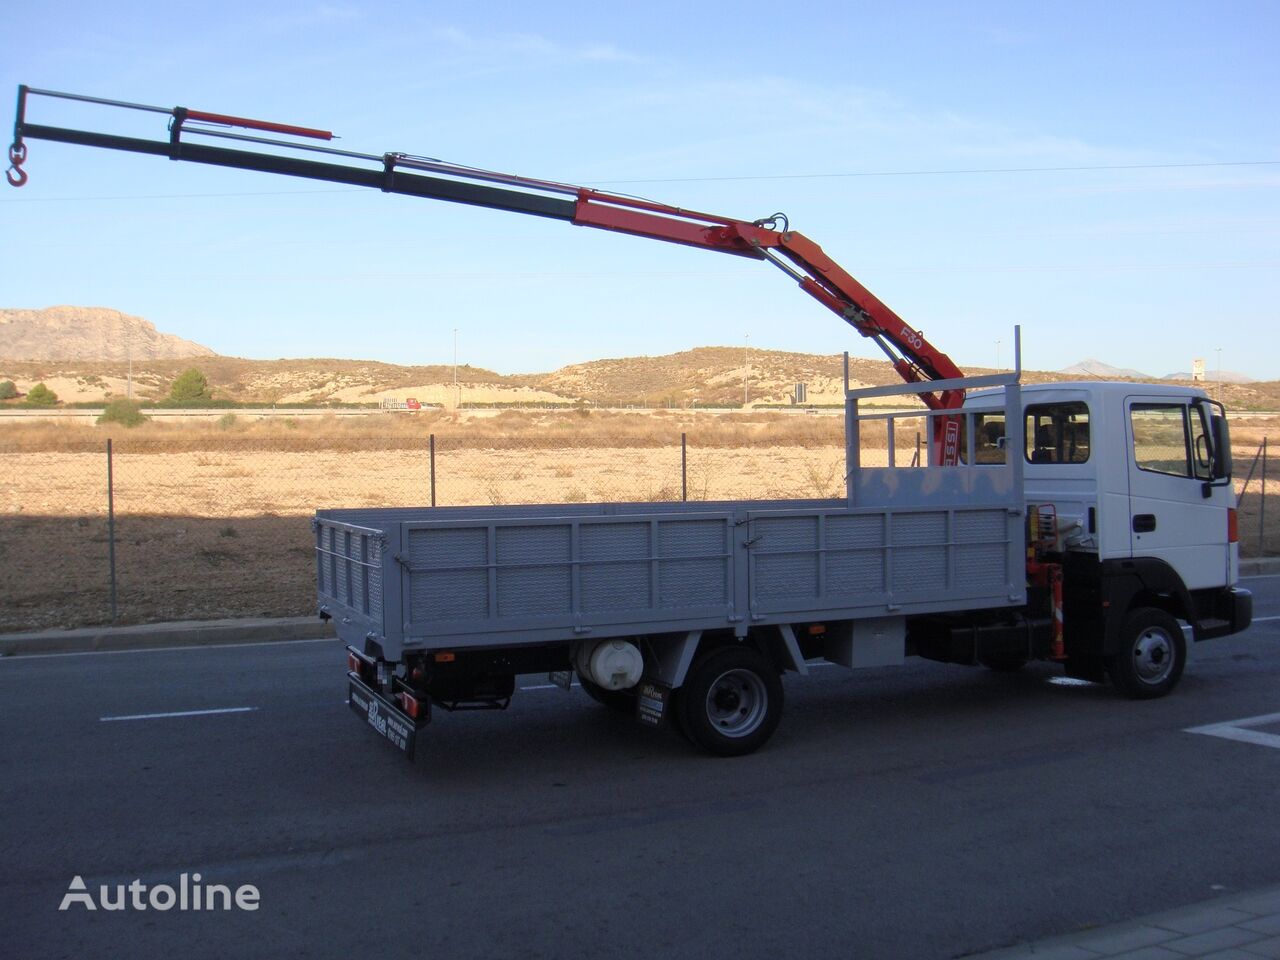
[1252,615,1280,623]
[99,707,259,723]
[1185,711,1280,750]
[1,637,339,662]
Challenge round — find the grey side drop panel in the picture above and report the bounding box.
[399,510,736,643]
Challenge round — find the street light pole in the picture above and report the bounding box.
[453,327,459,409]
[743,334,749,406]
[995,339,1002,373]
[1216,347,1222,401]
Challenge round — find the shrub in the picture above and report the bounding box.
[24,382,58,406]
[217,412,238,430]
[0,380,17,400]
[97,397,148,427]
[168,368,214,405]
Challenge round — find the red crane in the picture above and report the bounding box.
[7,84,967,415]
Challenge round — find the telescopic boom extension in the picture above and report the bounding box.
[8,84,966,411]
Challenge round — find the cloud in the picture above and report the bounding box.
[260,3,363,30]
[429,26,645,65]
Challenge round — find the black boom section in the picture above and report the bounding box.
[18,122,578,221]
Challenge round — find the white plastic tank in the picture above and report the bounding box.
[575,640,644,691]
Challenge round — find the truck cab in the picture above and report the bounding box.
[962,381,1251,681]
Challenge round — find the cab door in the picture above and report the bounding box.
[1125,397,1226,588]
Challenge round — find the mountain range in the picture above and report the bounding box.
[0,306,215,362]
[0,307,1272,408]
[1059,358,1256,384]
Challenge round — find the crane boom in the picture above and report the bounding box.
[7,84,965,410]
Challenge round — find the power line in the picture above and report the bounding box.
[2,159,1278,203]
[591,159,1280,185]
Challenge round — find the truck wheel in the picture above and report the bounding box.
[578,675,636,714]
[1108,607,1185,699]
[677,646,783,757]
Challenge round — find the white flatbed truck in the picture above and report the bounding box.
[8,85,1252,758]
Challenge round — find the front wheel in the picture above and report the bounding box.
[1108,607,1186,699]
[677,646,783,757]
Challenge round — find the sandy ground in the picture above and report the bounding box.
[1,442,1273,632]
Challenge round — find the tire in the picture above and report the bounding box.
[1108,607,1186,700]
[979,653,1029,672]
[676,646,783,757]
[578,675,637,714]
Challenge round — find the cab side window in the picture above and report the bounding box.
[1025,402,1090,464]
[1131,404,1192,477]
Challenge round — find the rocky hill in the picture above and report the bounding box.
[2,335,1278,410]
[0,306,216,362]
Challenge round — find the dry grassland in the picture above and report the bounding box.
[2,411,1275,632]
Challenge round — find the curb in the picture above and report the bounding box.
[1241,557,1280,576]
[965,881,1280,958]
[0,616,336,657]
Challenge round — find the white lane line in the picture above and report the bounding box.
[99,706,259,723]
[2,637,338,662]
[1186,711,1280,751]
[1252,615,1280,622]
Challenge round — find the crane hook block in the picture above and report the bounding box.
[6,140,27,187]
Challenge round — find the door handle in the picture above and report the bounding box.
[1133,514,1157,533]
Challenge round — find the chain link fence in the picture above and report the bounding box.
[0,433,846,632]
[3,432,1271,634]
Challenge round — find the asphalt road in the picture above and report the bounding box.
[3,576,1278,960]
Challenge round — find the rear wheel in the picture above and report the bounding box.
[578,675,637,714]
[1108,607,1185,699]
[979,653,1028,672]
[677,646,783,757]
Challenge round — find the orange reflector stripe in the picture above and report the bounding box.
[434,652,455,663]
[1228,508,1239,544]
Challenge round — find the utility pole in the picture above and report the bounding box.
[1216,347,1222,401]
[743,334,749,406]
[453,327,459,410]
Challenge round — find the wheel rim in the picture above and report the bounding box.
[704,668,768,739]
[1132,626,1175,685]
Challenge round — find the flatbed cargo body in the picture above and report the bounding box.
[317,488,1025,663]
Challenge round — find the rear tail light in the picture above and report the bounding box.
[399,691,423,718]
[347,651,362,674]
[1228,508,1239,544]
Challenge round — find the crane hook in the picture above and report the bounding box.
[7,141,28,187]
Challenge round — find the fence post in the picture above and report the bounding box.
[106,438,118,622]
[429,434,437,507]
[1261,437,1268,557]
[681,432,687,502]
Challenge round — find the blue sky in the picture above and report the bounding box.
[3,1,1277,378]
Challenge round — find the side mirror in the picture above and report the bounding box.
[1193,398,1232,484]
[1210,414,1231,481]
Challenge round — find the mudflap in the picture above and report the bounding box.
[636,681,673,728]
[348,673,427,760]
